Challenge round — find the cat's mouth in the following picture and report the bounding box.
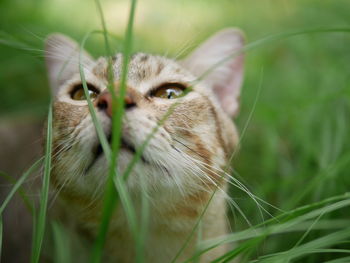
[94,135,137,158]
[86,134,147,173]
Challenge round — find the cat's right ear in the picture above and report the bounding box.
[180,28,245,118]
[45,34,94,95]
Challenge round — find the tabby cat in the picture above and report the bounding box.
[45,28,244,262]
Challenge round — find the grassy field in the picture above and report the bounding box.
[1,0,350,262]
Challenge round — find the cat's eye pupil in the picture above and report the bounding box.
[167,90,175,99]
[71,84,99,101]
[88,90,98,99]
[153,84,186,99]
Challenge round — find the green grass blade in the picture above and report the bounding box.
[136,175,150,263]
[90,183,117,263]
[256,228,350,263]
[286,153,350,209]
[215,197,350,247]
[0,159,43,215]
[324,256,350,263]
[0,31,43,53]
[79,31,111,158]
[291,212,324,250]
[190,220,350,263]
[211,237,263,263]
[193,220,203,263]
[183,194,350,262]
[52,221,71,263]
[78,31,125,263]
[30,103,53,263]
[79,30,114,263]
[94,0,115,88]
[88,0,138,261]
[0,216,2,260]
[0,172,34,214]
[309,249,350,254]
[109,0,137,164]
[113,175,138,239]
[111,0,139,260]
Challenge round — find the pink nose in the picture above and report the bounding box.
[96,91,136,118]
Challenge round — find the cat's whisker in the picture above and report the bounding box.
[43,52,94,74]
[185,153,279,218]
[172,41,197,61]
[49,148,92,208]
[52,155,100,212]
[171,134,282,213]
[204,162,283,214]
[170,137,236,193]
[227,169,283,212]
[43,52,88,65]
[90,171,109,205]
[170,146,255,229]
[171,136,278,225]
[171,126,195,133]
[169,144,231,195]
[170,25,204,60]
[49,176,72,208]
[49,172,81,209]
[51,138,79,160]
[21,27,46,42]
[179,155,255,228]
[10,155,47,194]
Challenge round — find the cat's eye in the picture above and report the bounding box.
[71,84,99,100]
[152,83,187,99]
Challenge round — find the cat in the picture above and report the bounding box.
[45,27,244,262]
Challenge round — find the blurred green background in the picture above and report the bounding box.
[1,0,349,116]
[1,0,350,261]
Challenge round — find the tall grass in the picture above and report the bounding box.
[90,1,119,259]
[31,103,53,263]
[85,0,139,261]
[0,159,42,216]
[0,216,2,260]
[52,221,71,263]
[1,0,350,262]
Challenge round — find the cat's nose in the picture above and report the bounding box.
[96,91,136,118]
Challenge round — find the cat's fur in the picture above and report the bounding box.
[45,28,244,262]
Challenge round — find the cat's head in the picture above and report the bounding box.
[45,29,244,200]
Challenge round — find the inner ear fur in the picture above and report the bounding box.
[180,28,245,118]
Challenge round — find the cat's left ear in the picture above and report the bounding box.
[180,28,245,117]
[45,33,94,94]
